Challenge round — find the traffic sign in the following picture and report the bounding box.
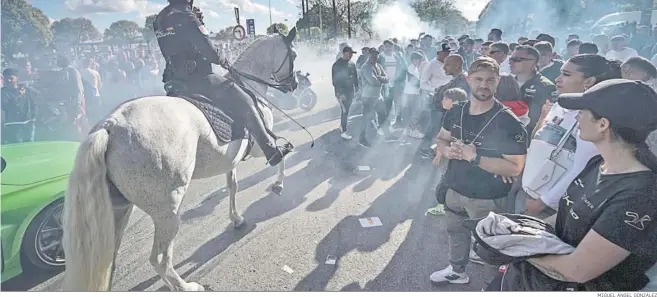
[232,25,246,40]
[246,19,255,38]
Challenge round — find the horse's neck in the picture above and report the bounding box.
[232,58,270,98]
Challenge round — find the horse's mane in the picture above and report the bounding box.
[233,36,278,65]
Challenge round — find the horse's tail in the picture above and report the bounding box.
[63,126,115,291]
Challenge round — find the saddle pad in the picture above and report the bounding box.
[180,95,248,143]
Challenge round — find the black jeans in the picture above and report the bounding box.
[338,91,355,132]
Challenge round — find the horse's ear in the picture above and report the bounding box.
[284,27,297,44]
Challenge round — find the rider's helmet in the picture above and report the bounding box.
[168,0,193,6]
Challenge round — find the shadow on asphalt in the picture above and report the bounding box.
[291,132,483,291]
[1,269,63,291]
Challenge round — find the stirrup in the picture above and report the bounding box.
[266,142,294,166]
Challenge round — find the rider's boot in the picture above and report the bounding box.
[243,102,293,166]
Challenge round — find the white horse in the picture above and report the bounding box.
[62,28,298,291]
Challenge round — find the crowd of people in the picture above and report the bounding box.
[0,40,257,145]
[331,25,657,291]
[0,47,167,144]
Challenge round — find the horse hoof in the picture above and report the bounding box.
[272,184,284,196]
[183,282,205,291]
[232,216,245,228]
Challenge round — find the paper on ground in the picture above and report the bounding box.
[358,166,371,171]
[359,217,383,228]
[325,255,337,265]
[282,265,294,274]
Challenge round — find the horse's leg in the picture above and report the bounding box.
[271,158,285,196]
[227,169,245,228]
[109,199,134,289]
[149,213,204,291]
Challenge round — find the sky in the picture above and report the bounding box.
[29,0,488,36]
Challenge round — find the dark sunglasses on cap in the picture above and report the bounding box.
[510,56,534,62]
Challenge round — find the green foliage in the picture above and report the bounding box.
[103,20,143,44]
[266,23,289,35]
[411,0,471,34]
[213,26,236,41]
[51,17,101,44]
[142,14,158,42]
[1,0,53,57]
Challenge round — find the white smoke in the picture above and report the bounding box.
[371,2,437,39]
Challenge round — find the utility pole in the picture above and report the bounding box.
[347,0,351,38]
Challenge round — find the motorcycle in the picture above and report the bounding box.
[267,71,317,111]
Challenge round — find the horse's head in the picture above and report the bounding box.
[269,27,298,93]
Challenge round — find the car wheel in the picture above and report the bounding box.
[21,199,65,272]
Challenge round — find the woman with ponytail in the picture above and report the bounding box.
[519,54,621,218]
[493,79,657,291]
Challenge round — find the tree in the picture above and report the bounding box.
[266,23,289,35]
[1,0,53,58]
[213,26,236,41]
[103,20,143,44]
[142,14,158,43]
[51,17,101,45]
[411,0,470,35]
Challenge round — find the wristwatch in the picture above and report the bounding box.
[469,154,481,166]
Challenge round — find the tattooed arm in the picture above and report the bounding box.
[527,230,631,283]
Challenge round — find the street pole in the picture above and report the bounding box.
[347,0,351,39]
[269,0,273,27]
[319,0,323,39]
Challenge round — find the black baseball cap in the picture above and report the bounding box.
[558,79,657,141]
[440,43,451,53]
[342,46,357,54]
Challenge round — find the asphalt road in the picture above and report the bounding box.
[2,52,485,292]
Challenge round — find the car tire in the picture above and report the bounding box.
[20,199,66,273]
[299,90,317,111]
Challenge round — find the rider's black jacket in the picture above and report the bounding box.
[153,2,221,83]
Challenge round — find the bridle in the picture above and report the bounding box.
[224,36,297,93]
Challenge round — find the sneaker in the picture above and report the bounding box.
[376,129,385,136]
[469,249,485,265]
[384,135,399,142]
[420,148,436,158]
[429,265,470,284]
[341,132,353,140]
[426,204,445,216]
[409,129,425,139]
[359,138,372,148]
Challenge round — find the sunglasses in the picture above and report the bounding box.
[510,56,534,62]
[488,50,502,55]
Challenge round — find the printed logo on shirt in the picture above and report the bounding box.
[580,194,594,210]
[569,208,580,220]
[198,25,210,36]
[574,178,584,188]
[624,212,651,231]
[515,133,525,143]
[562,194,574,206]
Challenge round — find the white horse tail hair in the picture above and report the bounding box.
[63,127,115,291]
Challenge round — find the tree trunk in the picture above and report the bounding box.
[347,0,351,38]
[332,0,338,38]
[640,0,653,26]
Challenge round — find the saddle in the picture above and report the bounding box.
[165,79,254,159]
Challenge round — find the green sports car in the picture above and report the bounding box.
[1,141,79,283]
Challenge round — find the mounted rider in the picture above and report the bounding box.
[153,0,293,166]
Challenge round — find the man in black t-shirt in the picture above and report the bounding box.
[429,57,528,287]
